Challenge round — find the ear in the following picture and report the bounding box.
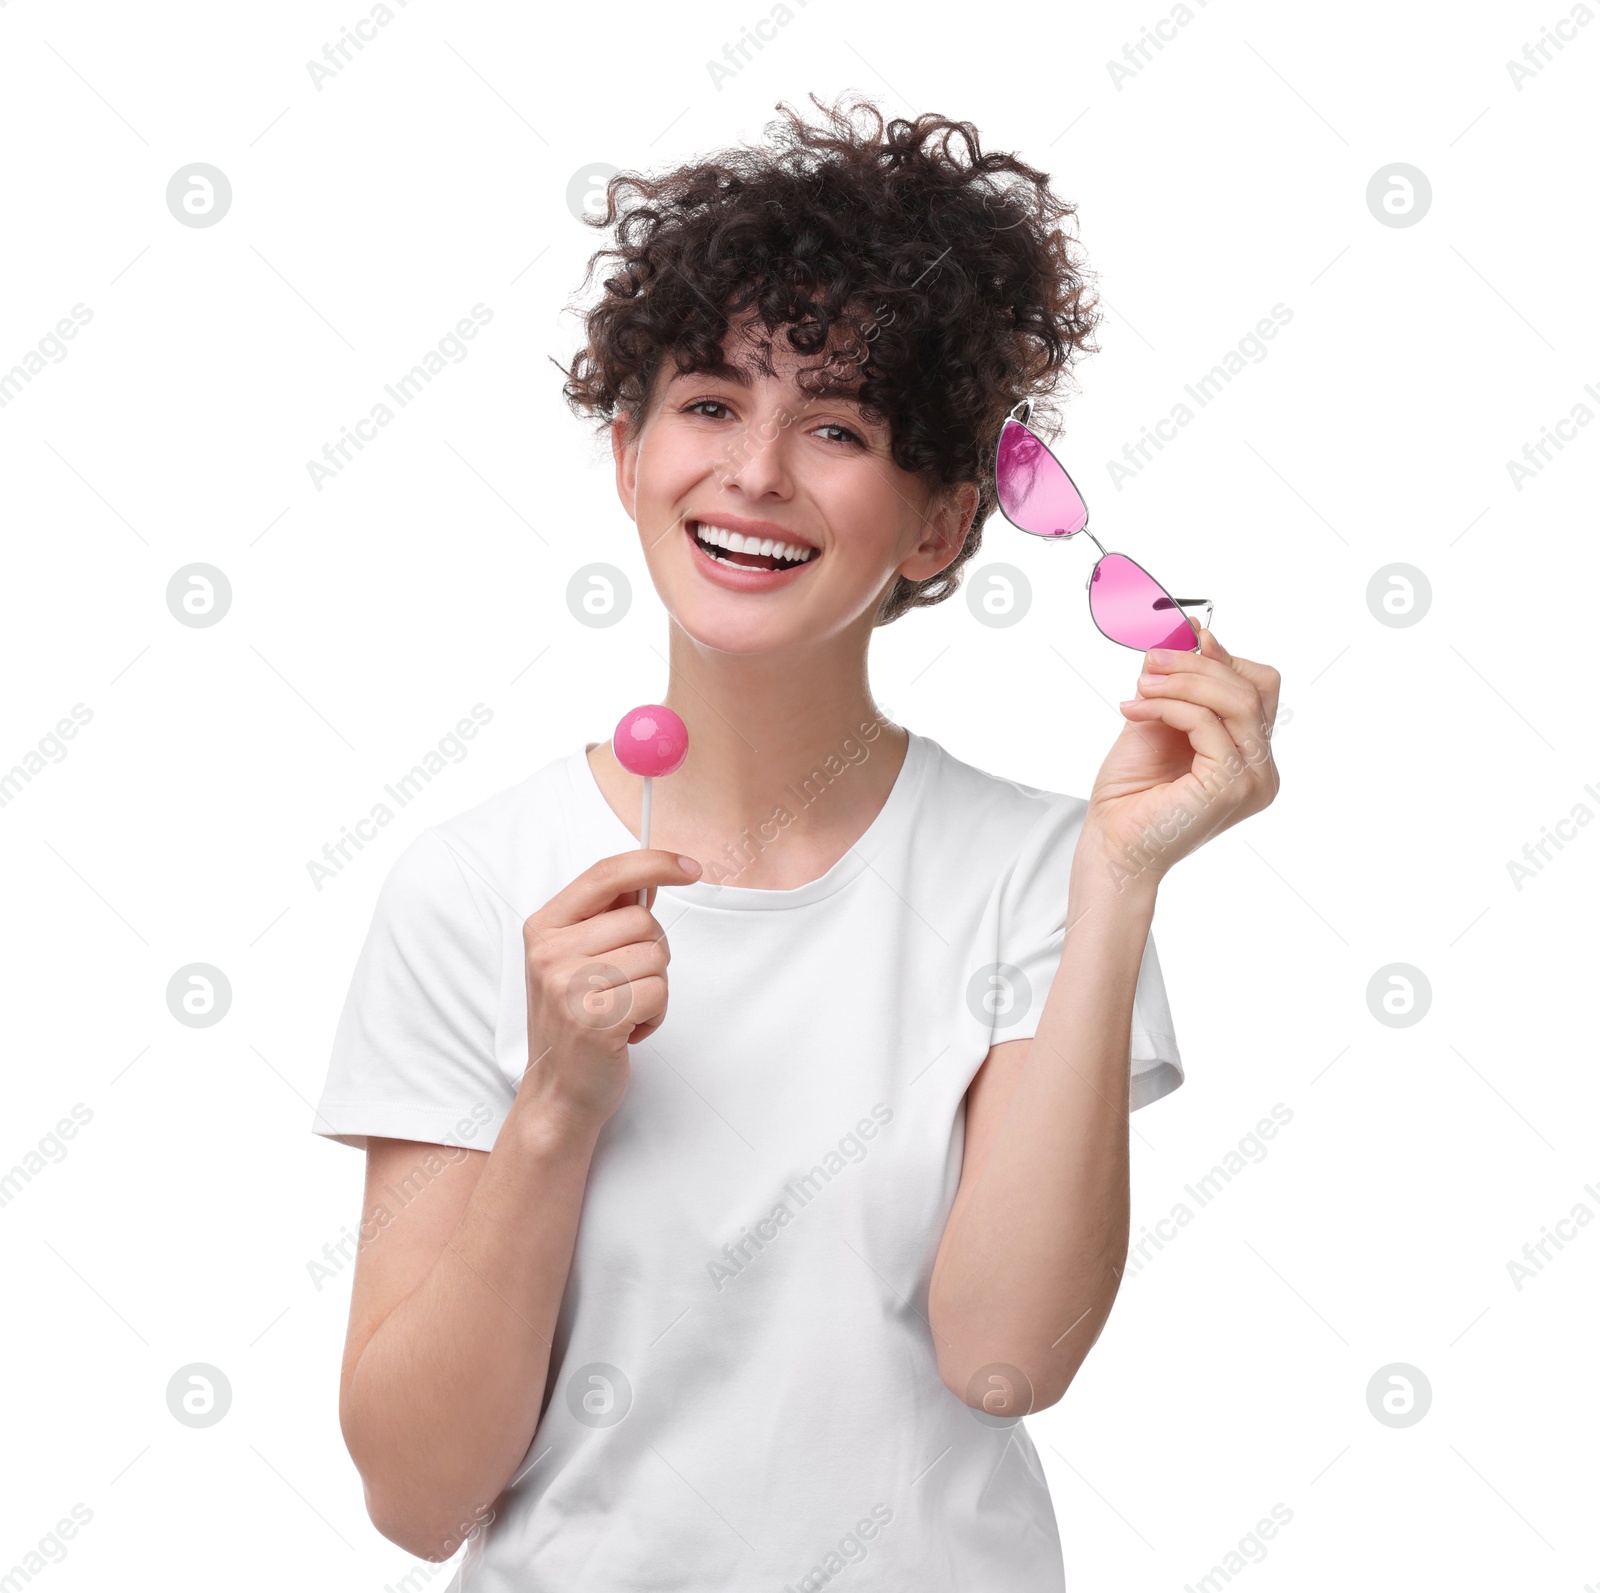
[611,414,638,523]
[903,480,979,579]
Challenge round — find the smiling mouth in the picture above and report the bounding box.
[687,520,819,573]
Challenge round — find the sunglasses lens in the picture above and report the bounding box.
[995,419,1088,538]
[1090,554,1199,650]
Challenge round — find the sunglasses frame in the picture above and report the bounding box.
[994,401,1213,652]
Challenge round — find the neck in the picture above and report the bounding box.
[592,615,908,889]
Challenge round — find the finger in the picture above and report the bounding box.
[1118,693,1239,772]
[1135,665,1272,763]
[565,939,666,993]
[572,971,667,1038]
[1234,657,1282,728]
[1144,643,1243,688]
[535,850,701,930]
[1144,645,1275,752]
[1194,631,1282,727]
[574,903,672,958]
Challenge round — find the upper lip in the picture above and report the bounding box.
[685,512,820,554]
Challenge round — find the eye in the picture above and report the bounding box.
[682,398,733,420]
[813,420,865,447]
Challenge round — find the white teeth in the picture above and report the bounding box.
[691,522,817,566]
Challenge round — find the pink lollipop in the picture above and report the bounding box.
[612,705,689,905]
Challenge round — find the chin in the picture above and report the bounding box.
[644,548,875,652]
[666,593,816,655]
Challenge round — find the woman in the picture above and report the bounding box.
[312,95,1280,1590]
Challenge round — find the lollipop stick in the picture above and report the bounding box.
[612,704,685,907]
[637,774,653,907]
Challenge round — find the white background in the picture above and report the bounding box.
[2,1,1596,1588]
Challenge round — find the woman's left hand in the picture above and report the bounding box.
[1077,628,1281,891]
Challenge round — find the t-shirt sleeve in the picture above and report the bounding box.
[988,797,1184,1111]
[311,826,516,1152]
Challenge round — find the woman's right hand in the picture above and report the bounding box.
[517,850,701,1127]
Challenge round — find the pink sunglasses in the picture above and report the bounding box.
[993,403,1212,652]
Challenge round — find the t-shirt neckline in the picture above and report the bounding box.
[566,728,932,911]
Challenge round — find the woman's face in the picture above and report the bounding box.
[611,322,976,656]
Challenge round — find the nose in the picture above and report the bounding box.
[716,406,796,501]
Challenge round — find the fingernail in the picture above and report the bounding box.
[1146,649,1175,667]
[1119,698,1141,709]
[677,855,701,875]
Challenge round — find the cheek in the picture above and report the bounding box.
[637,427,713,498]
[816,469,901,548]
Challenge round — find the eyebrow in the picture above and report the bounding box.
[666,363,875,413]
[667,359,753,389]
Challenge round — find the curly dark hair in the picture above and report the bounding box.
[559,93,1101,625]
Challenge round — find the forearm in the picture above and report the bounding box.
[929,859,1157,1409]
[342,1089,603,1558]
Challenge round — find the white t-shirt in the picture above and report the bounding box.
[312,726,1183,1591]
